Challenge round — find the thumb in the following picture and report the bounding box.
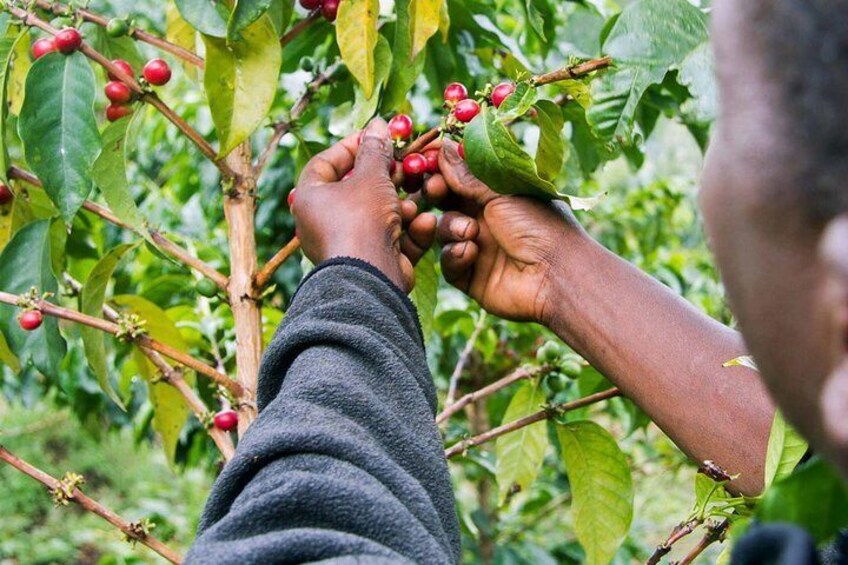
[355,118,393,179]
[439,139,498,206]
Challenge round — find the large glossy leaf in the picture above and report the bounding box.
[228,0,274,40]
[114,294,191,463]
[764,410,808,490]
[336,0,379,100]
[175,0,229,37]
[409,0,443,60]
[381,0,426,112]
[0,30,25,182]
[464,106,556,197]
[557,421,633,565]
[534,100,565,182]
[587,65,665,143]
[18,53,101,222]
[80,243,140,409]
[0,220,67,378]
[495,380,549,505]
[409,249,438,342]
[678,42,717,124]
[91,116,154,246]
[203,15,281,158]
[759,457,848,542]
[496,82,538,122]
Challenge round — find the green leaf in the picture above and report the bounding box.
[167,1,198,54]
[7,30,30,117]
[678,42,717,124]
[0,31,26,182]
[758,458,848,542]
[587,65,665,143]
[336,0,379,100]
[381,0,426,112]
[114,294,190,463]
[0,220,67,378]
[764,410,808,490]
[409,248,438,342]
[175,0,230,37]
[533,100,565,182]
[228,0,274,40]
[496,81,538,122]
[409,0,443,60]
[495,380,549,505]
[82,23,144,71]
[91,116,155,246]
[203,14,282,157]
[464,106,556,198]
[80,242,140,408]
[18,53,101,222]
[556,421,633,565]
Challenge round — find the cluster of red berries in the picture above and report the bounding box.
[18,310,43,331]
[0,182,12,206]
[213,409,239,432]
[31,28,83,59]
[104,58,172,121]
[299,0,340,22]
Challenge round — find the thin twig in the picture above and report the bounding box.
[677,520,730,565]
[647,519,703,565]
[0,446,182,564]
[6,5,233,178]
[254,237,300,289]
[445,388,621,459]
[445,312,488,408]
[437,364,552,425]
[8,167,229,292]
[398,127,441,159]
[0,291,242,397]
[280,12,320,47]
[33,0,203,67]
[254,63,339,175]
[63,275,236,460]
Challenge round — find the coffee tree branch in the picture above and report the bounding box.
[0,446,183,564]
[445,387,622,458]
[0,291,242,397]
[32,0,204,68]
[7,166,229,292]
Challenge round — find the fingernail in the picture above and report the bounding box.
[365,117,389,140]
[457,219,472,238]
[453,242,469,258]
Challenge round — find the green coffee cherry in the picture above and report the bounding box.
[536,341,562,363]
[560,358,583,379]
[196,278,218,298]
[299,56,315,72]
[106,18,130,37]
[546,373,570,393]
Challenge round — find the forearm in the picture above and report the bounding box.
[188,259,460,564]
[545,234,774,495]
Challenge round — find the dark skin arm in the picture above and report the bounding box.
[424,140,775,496]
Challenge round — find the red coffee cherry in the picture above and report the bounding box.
[143,58,172,86]
[403,153,428,177]
[104,81,132,104]
[106,104,132,122]
[443,82,468,104]
[322,0,340,22]
[491,81,516,108]
[54,28,82,54]
[288,188,296,207]
[32,37,58,60]
[388,114,413,141]
[19,310,43,331]
[213,410,239,432]
[454,99,481,123]
[108,59,134,81]
[0,183,12,205]
[458,142,465,160]
[300,0,324,9]
[424,149,440,174]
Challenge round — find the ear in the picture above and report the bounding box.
[818,215,848,447]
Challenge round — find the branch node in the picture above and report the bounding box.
[50,472,85,507]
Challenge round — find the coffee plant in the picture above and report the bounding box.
[0,0,840,563]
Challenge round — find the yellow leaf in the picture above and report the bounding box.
[409,0,444,60]
[8,31,30,117]
[336,0,379,99]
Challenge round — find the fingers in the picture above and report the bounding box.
[437,211,479,244]
[422,173,448,205]
[400,212,437,265]
[441,241,479,291]
[298,131,360,186]
[353,118,393,180]
[438,139,499,207]
[400,199,418,224]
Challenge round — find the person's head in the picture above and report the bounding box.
[701,0,848,474]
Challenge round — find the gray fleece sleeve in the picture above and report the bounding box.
[186,258,461,565]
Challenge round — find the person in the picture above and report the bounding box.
[187,0,848,561]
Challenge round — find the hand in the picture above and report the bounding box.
[424,140,586,324]
[293,119,436,292]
